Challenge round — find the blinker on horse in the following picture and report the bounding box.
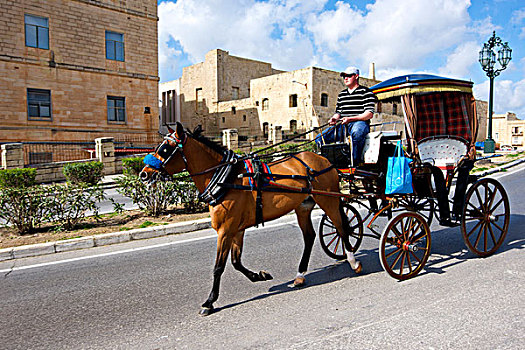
[140,122,362,316]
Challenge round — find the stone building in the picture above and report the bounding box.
[491,112,525,149]
[160,49,402,142]
[160,49,486,146]
[0,0,159,145]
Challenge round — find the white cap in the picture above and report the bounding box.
[340,66,360,76]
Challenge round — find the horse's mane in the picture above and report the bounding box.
[187,126,228,154]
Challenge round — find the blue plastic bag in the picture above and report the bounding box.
[385,141,413,194]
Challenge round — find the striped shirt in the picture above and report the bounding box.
[335,85,377,120]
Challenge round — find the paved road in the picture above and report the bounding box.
[1,166,524,349]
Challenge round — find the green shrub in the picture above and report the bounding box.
[122,156,145,176]
[115,172,204,216]
[46,183,108,231]
[0,168,36,188]
[63,161,104,185]
[0,186,52,234]
[115,174,179,216]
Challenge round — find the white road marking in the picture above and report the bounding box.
[1,215,323,274]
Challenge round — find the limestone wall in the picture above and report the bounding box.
[0,0,159,143]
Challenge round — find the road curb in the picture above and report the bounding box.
[0,218,212,262]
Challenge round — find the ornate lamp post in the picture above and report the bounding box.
[479,31,512,153]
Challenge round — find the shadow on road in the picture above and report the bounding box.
[214,214,524,314]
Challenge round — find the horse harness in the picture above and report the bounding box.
[146,132,334,227]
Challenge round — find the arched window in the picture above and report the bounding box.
[290,120,297,133]
[262,98,269,111]
[321,93,328,107]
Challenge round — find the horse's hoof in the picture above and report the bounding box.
[259,270,273,280]
[199,307,214,316]
[293,276,306,287]
[354,262,362,274]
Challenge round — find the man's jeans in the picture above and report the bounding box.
[315,121,370,164]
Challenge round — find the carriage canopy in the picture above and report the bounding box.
[370,74,478,152]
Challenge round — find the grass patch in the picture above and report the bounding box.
[138,221,156,228]
[59,235,83,240]
[119,227,132,231]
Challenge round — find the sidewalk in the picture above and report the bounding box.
[1,152,524,262]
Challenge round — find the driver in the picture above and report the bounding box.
[317,67,377,165]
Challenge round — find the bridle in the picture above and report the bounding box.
[141,130,238,183]
[140,132,188,182]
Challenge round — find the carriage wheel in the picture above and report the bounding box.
[379,212,431,280]
[319,203,364,260]
[461,178,510,257]
[397,195,435,225]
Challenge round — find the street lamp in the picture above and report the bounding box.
[478,31,512,153]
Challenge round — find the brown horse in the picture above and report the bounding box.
[140,122,362,316]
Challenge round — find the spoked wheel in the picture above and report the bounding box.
[380,212,431,280]
[461,178,510,257]
[397,195,435,225]
[319,203,364,260]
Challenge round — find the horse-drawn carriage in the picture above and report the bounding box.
[317,74,509,280]
[140,74,509,315]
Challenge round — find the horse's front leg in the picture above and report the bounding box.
[200,232,232,316]
[231,230,273,282]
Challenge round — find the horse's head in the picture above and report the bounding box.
[140,122,187,184]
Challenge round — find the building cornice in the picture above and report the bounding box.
[72,0,158,21]
[1,54,159,82]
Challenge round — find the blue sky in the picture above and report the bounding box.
[157,0,525,117]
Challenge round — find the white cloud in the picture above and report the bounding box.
[438,41,479,78]
[511,8,525,24]
[303,0,472,72]
[474,78,525,117]
[158,0,326,75]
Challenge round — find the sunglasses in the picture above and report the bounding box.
[341,73,357,78]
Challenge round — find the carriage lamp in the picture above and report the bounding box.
[478,31,512,153]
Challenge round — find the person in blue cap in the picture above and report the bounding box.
[316,66,377,165]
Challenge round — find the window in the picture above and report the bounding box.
[377,102,382,113]
[195,88,202,110]
[107,96,126,122]
[222,117,225,123]
[25,14,49,49]
[392,103,398,115]
[290,120,297,133]
[232,87,239,100]
[263,122,269,138]
[262,98,269,111]
[27,88,51,120]
[321,93,328,107]
[289,94,298,107]
[243,115,247,122]
[232,107,236,115]
[105,31,124,61]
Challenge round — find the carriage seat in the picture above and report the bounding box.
[417,136,469,176]
[362,131,400,164]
